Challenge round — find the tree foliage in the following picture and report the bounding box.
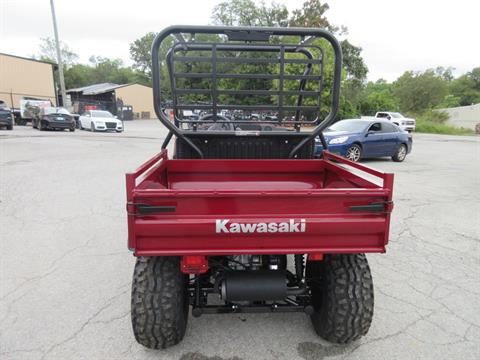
[212,0,289,27]
[129,32,157,78]
[393,70,448,113]
[357,80,398,115]
[33,0,479,122]
[340,40,368,85]
[289,0,338,32]
[37,37,79,67]
[450,67,480,106]
[64,57,148,89]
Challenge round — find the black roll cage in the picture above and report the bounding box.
[151,25,342,159]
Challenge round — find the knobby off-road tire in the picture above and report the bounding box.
[307,254,374,343]
[131,256,189,349]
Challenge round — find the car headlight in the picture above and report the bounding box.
[95,121,104,125]
[329,136,349,144]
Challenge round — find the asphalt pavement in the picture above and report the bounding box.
[1,121,479,360]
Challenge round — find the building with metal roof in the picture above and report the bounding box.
[67,83,155,119]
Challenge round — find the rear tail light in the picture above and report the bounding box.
[181,256,208,274]
[308,253,324,261]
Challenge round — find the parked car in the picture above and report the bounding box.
[315,118,412,162]
[32,107,75,131]
[375,111,416,132]
[78,110,123,132]
[0,101,14,130]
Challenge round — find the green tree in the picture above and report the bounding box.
[450,67,480,106]
[359,90,398,115]
[36,37,78,67]
[64,64,92,89]
[289,1,367,85]
[212,0,289,27]
[129,32,157,78]
[437,94,460,108]
[393,69,448,113]
[340,39,368,85]
[64,57,148,89]
[356,79,398,115]
[289,0,340,32]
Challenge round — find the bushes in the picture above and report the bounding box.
[417,109,449,124]
[415,109,473,135]
[415,121,473,135]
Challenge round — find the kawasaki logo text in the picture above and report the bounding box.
[216,219,306,234]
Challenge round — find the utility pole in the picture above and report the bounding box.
[49,0,67,107]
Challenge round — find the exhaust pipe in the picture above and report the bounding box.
[220,270,306,301]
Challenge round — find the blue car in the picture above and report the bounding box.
[315,118,412,162]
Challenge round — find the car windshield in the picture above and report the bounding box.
[390,112,404,118]
[326,120,368,133]
[44,107,70,115]
[91,111,113,118]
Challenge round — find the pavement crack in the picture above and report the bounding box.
[39,288,129,359]
[91,311,129,325]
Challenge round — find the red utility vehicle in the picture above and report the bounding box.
[126,25,394,349]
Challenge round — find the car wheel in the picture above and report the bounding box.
[6,124,13,130]
[90,122,95,132]
[32,120,37,129]
[345,144,362,162]
[38,121,44,131]
[392,144,407,162]
[69,127,75,132]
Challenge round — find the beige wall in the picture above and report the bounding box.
[0,54,56,108]
[439,103,480,130]
[115,84,156,119]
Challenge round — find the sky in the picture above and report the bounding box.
[1,0,479,82]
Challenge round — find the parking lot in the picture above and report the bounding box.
[1,120,479,360]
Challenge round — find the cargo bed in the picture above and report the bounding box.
[126,150,394,256]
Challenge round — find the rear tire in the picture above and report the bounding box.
[131,256,189,349]
[392,144,407,162]
[38,121,44,131]
[6,124,13,130]
[307,254,374,343]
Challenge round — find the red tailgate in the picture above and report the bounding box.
[126,150,393,256]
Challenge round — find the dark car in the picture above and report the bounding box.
[0,101,14,130]
[32,107,76,131]
[315,118,412,162]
